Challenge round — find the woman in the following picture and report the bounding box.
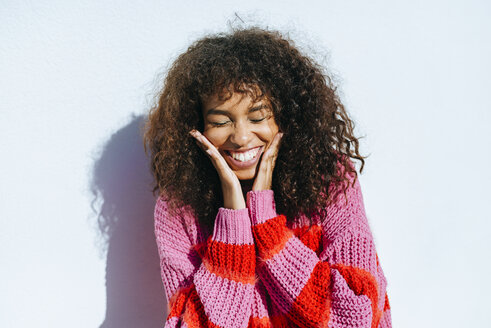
[143,26,392,328]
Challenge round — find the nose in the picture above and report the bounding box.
[229,120,252,147]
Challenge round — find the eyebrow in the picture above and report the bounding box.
[206,104,269,116]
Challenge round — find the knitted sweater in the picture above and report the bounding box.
[154,162,392,328]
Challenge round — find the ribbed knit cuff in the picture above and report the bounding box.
[246,189,277,225]
[212,207,254,245]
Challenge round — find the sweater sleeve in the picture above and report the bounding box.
[247,178,391,327]
[154,197,256,328]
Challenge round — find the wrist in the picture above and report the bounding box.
[222,184,246,209]
[223,198,246,209]
[246,189,277,224]
[213,207,253,243]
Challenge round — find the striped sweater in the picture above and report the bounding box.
[154,163,392,328]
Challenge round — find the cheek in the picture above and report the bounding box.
[265,120,280,141]
[203,130,227,147]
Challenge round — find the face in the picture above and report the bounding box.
[202,88,280,180]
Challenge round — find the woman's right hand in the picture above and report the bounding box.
[189,129,246,210]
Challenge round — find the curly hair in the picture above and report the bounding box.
[143,26,367,237]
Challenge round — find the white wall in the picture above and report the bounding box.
[1,1,490,327]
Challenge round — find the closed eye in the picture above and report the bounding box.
[210,121,230,126]
[210,118,266,126]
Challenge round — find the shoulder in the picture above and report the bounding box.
[154,194,203,248]
[321,158,370,242]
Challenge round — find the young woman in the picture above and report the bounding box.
[143,27,392,328]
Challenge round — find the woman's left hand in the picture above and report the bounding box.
[252,131,284,191]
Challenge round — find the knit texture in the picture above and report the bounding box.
[154,161,392,328]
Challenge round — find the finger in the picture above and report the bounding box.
[271,131,284,153]
[192,137,209,157]
[190,130,213,153]
[258,134,282,172]
[264,132,284,161]
[190,130,217,152]
[190,130,232,174]
[207,146,232,174]
[271,132,284,162]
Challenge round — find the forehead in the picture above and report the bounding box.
[202,86,270,112]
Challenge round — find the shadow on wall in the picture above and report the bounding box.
[89,114,167,328]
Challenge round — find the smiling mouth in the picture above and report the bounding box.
[225,146,261,162]
[222,146,263,168]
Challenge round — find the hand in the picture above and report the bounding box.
[252,131,284,191]
[189,129,246,209]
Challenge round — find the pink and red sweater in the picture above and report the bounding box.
[154,163,392,328]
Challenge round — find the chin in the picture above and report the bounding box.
[234,168,257,181]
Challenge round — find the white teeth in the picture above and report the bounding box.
[230,147,259,162]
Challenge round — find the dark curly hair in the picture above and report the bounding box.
[143,26,367,237]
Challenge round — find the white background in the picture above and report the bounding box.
[1,1,490,327]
